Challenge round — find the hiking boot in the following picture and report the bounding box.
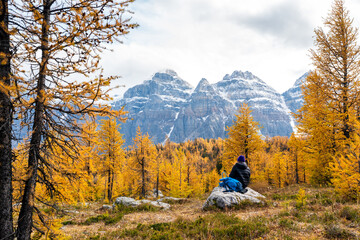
[239,188,248,194]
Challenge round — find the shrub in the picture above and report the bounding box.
[115,203,158,214]
[339,207,360,223]
[83,213,124,225]
[84,214,110,225]
[295,188,307,209]
[324,224,355,239]
[279,218,295,229]
[271,193,297,201]
[322,211,336,224]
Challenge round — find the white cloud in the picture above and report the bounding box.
[101,0,360,97]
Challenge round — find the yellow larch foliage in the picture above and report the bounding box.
[97,117,125,202]
[249,150,268,183]
[205,169,221,193]
[270,152,287,188]
[222,103,264,173]
[288,133,308,184]
[297,72,338,185]
[296,0,360,190]
[13,0,137,237]
[165,149,192,198]
[330,115,360,199]
[77,120,103,201]
[128,127,157,199]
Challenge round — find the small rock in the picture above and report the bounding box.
[64,210,80,214]
[158,196,182,201]
[138,199,170,210]
[152,201,171,210]
[348,223,358,228]
[101,205,113,210]
[148,189,164,198]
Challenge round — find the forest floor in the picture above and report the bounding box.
[56,184,360,240]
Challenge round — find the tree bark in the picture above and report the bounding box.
[141,157,145,198]
[17,1,51,239]
[295,152,299,184]
[156,172,159,198]
[0,0,14,238]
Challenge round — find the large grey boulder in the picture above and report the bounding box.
[114,197,141,207]
[114,197,170,210]
[202,187,265,210]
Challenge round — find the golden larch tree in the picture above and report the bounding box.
[222,103,264,173]
[78,120,102,200]
[128,127,157,199]
[97,117,125,202]
[10,0,137,238]
[296,0,360,190]
[166,149,192,198]
[0,0,13,237]
[288,133,308,184]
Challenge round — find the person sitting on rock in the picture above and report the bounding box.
[229,155,250,193]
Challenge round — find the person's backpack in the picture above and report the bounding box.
[219,172,242,192]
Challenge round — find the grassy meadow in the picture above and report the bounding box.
[40,184,360,240]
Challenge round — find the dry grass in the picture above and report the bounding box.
[54,185,360,239]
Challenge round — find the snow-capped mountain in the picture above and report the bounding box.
[281,72,308,114]
[112,69,306,146]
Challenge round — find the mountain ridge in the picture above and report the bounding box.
[112,69,305,146]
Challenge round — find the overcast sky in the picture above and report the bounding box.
[101,0,360,98]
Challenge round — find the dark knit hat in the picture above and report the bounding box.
[237,155,245,162]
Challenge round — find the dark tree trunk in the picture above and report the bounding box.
[107,169,111,201]
[107,168,114,202]
[244,128,249,166]
[141,157,145,198]
[0,0,14,239]
[17,1,51,239]
[295,152,299,184]
[156,172,159,198]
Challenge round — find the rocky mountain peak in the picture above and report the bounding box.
[152,69,192,90]
[194,78,216,93]
[153,69,178,80]
[293,72,309,87]
[122,69,192,99]
[113,69,306,146]
[223,70,259,81]
[281,72,308,114]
